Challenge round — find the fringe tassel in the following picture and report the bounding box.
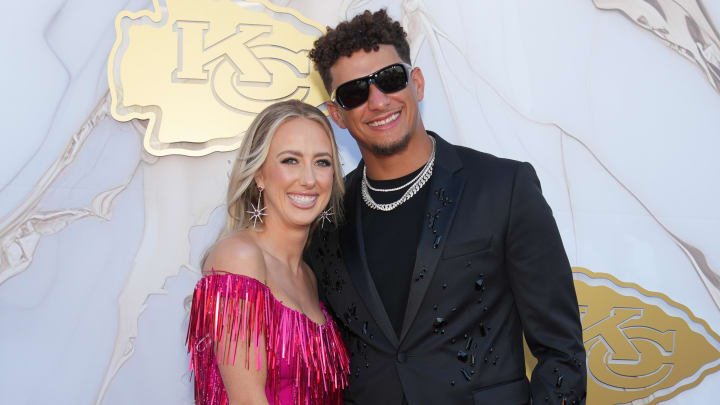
[187,273,349,405]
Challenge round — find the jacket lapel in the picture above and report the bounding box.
[341,170,400,347]
[399,134,465,343]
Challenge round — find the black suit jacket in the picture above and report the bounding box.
[308,133,586,404]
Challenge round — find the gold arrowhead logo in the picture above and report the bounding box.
[107,0,328,156]
[526,267,720,404]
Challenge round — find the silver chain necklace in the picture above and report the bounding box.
[361,136,436,211]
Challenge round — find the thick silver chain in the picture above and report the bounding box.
[364,136,435,193]
[361,136,436,211]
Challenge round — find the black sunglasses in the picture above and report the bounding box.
[330,63,413,110]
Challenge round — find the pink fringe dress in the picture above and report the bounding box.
[187,273,350,405]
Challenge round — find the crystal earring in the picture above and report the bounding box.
[319,207,334,229]
[247,186,267,228]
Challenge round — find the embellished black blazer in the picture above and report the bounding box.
[307,133,586,405]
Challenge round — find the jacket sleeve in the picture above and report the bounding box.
[504,162,587,404]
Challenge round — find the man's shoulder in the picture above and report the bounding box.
[450,142,524,177]
[343,164,362,186]
[431,131,522,173]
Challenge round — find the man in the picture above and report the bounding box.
[307,9,586,405]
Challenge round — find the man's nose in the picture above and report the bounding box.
[367,84,390,110]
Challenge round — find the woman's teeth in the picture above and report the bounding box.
[288,194,317,204]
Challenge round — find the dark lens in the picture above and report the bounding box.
[375,65,408,94]
[336,79,369,109]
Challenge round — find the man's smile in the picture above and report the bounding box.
[367,111,401,128]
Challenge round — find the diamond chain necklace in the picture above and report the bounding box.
[361,136,436,211]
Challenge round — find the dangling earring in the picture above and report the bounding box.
[319,207,334,229]
[247,186,267,228]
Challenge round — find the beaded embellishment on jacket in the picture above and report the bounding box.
[187,273,350,405]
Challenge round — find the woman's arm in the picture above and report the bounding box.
[202,234,271,405]
[218,333,269,405]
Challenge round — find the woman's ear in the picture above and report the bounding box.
[254,174,264,191]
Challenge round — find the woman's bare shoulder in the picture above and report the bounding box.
[202,232,267,282]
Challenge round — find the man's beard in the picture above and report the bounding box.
[368,131,412,156]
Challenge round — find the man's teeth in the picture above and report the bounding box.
[368,112,400,127]
[289,194,317,203]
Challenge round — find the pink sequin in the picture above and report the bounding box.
[187,272,350,405]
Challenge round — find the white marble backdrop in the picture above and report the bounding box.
[1,1,718,404]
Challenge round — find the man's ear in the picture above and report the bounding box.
[326,101,347,129]
[411,67,425,102]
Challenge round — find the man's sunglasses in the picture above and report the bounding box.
[330,63,413,110]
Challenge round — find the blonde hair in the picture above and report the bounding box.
[221,100,344,238]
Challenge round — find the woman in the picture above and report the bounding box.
[187,100,349,405]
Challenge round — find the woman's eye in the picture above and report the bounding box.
[316,159,332,167]
[281,157,298,164]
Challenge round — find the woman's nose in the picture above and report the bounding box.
[299,163,317,186]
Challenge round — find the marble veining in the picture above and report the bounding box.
[94,150,232,405]
[0,93,137,284]
[593,0,720,94]
[591,0,720,306]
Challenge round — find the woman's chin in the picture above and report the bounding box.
[281,213,323,229]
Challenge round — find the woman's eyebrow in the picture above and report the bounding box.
[276,150,332,158]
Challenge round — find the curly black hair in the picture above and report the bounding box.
[309,9,411,93]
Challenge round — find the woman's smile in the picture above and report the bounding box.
[287,192,319,208]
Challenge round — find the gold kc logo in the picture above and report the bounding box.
[583,307,676,390]
[108,0,328,156]
[525,267,720,404]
